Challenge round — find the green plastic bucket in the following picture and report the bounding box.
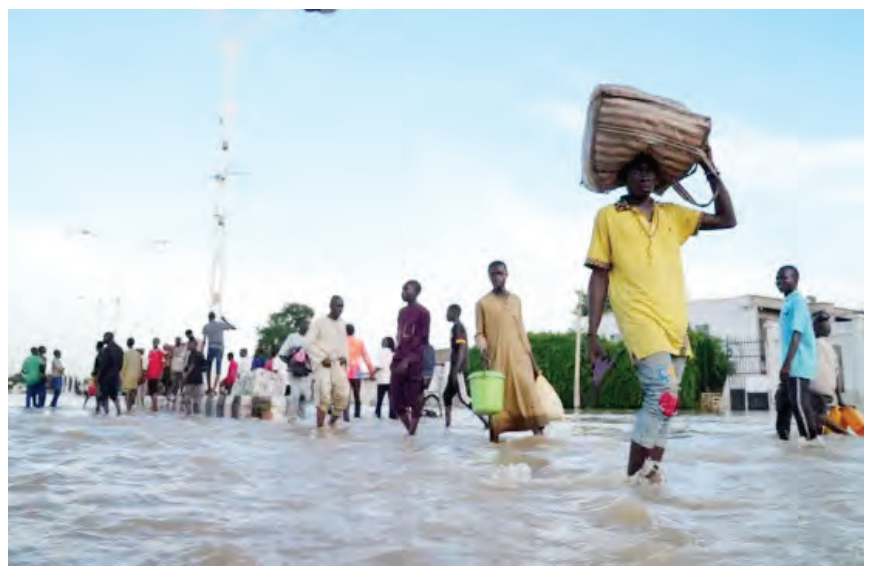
[469,371,506,416]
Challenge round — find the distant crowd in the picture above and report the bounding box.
[18,150,861,487]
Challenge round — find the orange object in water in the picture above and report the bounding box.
[826,405,864,436]
[841,406,864,436]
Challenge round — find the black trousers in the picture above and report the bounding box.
[775,377,818,441]
[375,383,396,419]
[344,379,363,419]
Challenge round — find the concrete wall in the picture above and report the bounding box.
[829,317,864,408]
[687,297,762,339]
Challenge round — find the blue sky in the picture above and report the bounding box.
[8,9,864,375]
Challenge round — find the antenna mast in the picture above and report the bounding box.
[208,39,239,316]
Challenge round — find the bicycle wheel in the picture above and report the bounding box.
[421,392,443,418]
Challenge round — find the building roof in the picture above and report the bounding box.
[689,295,863,321]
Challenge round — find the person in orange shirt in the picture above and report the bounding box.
[345,323,375,420]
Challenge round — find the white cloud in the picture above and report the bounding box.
[8,100,864,379]
[535,98,864,298]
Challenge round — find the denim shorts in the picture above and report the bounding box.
[632,352,686,449]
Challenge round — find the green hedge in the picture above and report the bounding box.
[468,330,730,410]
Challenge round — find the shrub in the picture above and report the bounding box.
[467,329,729,410]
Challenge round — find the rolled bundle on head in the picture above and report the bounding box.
[581,84,716,205]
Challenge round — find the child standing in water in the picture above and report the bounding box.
[374,337,396,420]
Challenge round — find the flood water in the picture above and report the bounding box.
[7,393,864,566]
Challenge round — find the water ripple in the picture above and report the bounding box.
[7,396,864,565]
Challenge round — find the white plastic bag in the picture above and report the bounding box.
[536,375,565,422]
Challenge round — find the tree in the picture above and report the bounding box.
[573,289,589,318]
[255,302,315,356]
[573,288,612,319]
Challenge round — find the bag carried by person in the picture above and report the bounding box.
[289,346,311,377]
[581,84,717,207]
[535,374,565,422]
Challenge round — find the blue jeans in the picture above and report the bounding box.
[35,381,47,408]
[50,377,63,407]
[632,353,686,449]
[26,385,40,408]
[207,345,224,380]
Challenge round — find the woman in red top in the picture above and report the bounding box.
[146,338,166,412]
[221,352,239,394]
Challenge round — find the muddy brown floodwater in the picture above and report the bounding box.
[7,395,864,565]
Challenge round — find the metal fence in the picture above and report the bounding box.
[724,337,766,375]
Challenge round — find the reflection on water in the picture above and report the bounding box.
[7,395,864,565]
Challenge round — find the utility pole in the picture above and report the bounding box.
[206,9,337,315]
[572,289,587,411]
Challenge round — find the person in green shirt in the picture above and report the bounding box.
[21,348,43,409]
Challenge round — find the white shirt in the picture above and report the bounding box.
[305,316,349,366]
[279,332,308,358]
[810,338,839,396]
[51,358,65,377]
[270,356,288,383]
[376,348,394,384]
[237,356,252,377]
[171,345,187,373]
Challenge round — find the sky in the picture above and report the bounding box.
[7,9,865,377]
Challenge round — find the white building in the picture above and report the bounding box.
[593,295,864,412]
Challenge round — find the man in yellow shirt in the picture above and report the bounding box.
[585,148,736,485]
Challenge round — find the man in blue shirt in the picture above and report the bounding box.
[775,265,820,446]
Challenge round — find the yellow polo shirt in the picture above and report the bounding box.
[585,200,702,361]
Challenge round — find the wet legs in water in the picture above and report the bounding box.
[50,387,62,407]
[97,394,121,416]
[375,384,396,419]
[786,377,818,440]
[351,379,362,419]
[317,407,340,428]
[408,391,425,436]
[343,379,362,421]
[627,441,665,477]
[445,399,489,430]
[50,378,63,408]
[125,390,137,413]
[775,380,792,440]
[25,386,39,409]
[34,381,47,408]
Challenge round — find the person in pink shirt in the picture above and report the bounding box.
[146,338,166,412]
[345,323,375,420]
[221,352,239,394]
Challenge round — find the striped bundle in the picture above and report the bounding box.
[581,84,712,199]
